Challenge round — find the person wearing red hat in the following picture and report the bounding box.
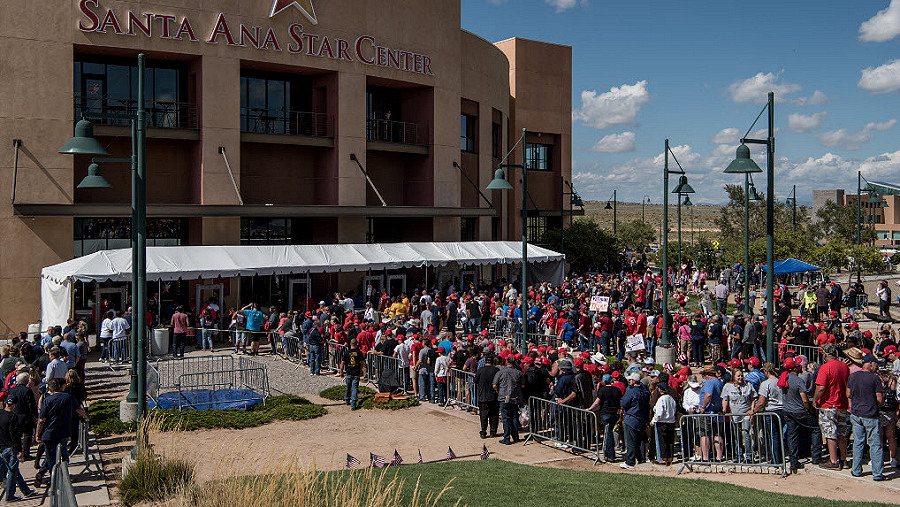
[781,355,822,471]
[814,343,851,470]
[722,367,757,462]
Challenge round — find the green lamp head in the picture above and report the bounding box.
[59,119,109,156]
[486,168,513,191]
[672,175,695,194]
[77,163,111,189]
[724,144,762,174]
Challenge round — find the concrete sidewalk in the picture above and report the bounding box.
[6,431,111,506]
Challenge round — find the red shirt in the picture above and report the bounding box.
[635,313,647,336]
[815,359,850,410]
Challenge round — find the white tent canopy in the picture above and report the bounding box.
[41,242,565,327]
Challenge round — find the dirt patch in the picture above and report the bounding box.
[149,399,900,504]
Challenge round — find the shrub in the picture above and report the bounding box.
[319,385,376,400]
[119,450,194,506]
[88,395,326,435]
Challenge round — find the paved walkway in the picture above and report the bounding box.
[6,431,110,506]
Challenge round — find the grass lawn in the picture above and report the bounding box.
[377,460,892,507]
[89,395,326,434]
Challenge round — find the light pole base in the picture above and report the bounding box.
[119,400,139,423]
[655,346,675,366]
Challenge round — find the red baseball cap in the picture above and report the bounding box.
[884,345,898,356]
[743,357,760,366]
[728,358,742,368]
[783,357,797,369]
[573,357,584,368]
[611,370,621,378]
[499,340,507,346]
[538,346,547,353]
[580,351,591,359]
[542,357,552,366]
[480,330,489,336]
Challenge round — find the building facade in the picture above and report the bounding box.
[1,0,573,333]
[813,187,900,247]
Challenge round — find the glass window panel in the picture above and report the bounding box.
[82,62,105,75]
[82,239,106,256]
[155,68,178,103]
[106,65,131,101]
[74,63,82,97]
[108,239,130,250]
[248,78,266,110]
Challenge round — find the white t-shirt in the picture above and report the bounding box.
[757,377,783,411]
[99,318,114,338]
[110,317,131,339]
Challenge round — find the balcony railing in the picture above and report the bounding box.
[366,119,429,146]
[240,108,334,138]
[75,97,198,129]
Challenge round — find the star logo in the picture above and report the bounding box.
[269,0,318,24]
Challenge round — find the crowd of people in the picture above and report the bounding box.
[255,269,900,481]
[0,323,89,500]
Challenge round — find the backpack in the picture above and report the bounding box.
[234,311,246,327]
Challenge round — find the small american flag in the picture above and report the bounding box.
[371,453,388,468]
[446,446,456,461]
[481,445,490,460]
[391,450,403,466]
[345,454,360,469]
[417,449,423,464]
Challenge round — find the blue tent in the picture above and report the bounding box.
[759,258,821,274]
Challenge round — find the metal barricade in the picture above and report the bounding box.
[776,343,824,366]
[444,368,477,411]
[324,341,344,373]
[49,442,77,507]
[677,412,787,477]
[365,353,406,392]
[524,396,601,464]
[107,335,130,371]
[279,334,302,363]
[148,355,270,410]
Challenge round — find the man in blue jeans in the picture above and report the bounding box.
[0,396,37,501]
[492,356,524,445]
[34,378,87,488]
[306,325,324,375]
[340,338,365,410]
[847,354,885,481]
[619,372,650,469]
[590,374,623,462]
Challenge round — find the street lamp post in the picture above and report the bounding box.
[743,175,761,315]
[661,140,693,347]
[683,195,694,245]
[724,91,776,362]
[673,176,694,270]
[59,54,148,443]
[487,128,528,355]
[605,190,617,236]
[560,178,583,254]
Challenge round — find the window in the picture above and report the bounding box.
[241,218,293,245]
[527,216,548,244]
[525,143,552,171]
[74,218,187,257]
[461,218,477,241]
[74,56,190,128]
[491,122,501,158]
[366,87,403,142]
[461,114,477,153]
[240,75,295,134]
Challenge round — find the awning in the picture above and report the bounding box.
[40,242,565,326]
[759,258,821,274]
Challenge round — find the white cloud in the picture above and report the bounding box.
[573,80,650,129]
[859,59,900,93]
[816,129,874,151]
[544,0,584,12]
[865,118,898,131]
[728,72,802,103]
[788,112,827,133]
[793,90,828,106]
[590,131,636,153]
[815,118,895,150]
[710,128,740,145]
[860,0,900,42]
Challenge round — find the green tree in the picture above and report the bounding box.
[543,218,617,272]
[810,199,876,244]
[616,219,656,252]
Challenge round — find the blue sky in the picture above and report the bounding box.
[461,0,900,205]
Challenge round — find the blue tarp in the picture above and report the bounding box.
[759,258,822,274]
[149,388,264,411]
